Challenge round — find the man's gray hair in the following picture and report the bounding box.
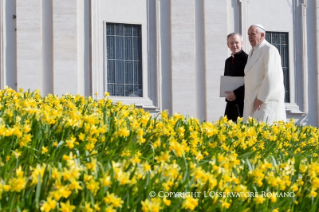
[227,33,243,42]
[249,24,266,35]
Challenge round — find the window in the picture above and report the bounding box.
[265,32,290,102]
[106,23,143,97]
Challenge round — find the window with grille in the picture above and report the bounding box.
[265,32,290,102]
[106,23,143,97]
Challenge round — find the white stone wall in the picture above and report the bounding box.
[306,0,319,126]
[170,0,197,118]
[16,0,42,92]
[0,0,318,126]
[204,0,228,121]
[1,0,17,89]
[42,0,53,96]
[77,0,90,97]
[1,0,90,96]
[0,0,4,87]
[158,0,228,121]
[317,0,319,126]
[159,0,172,114]
[53,0,78,95]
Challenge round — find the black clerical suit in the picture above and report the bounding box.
[224,50,248,122]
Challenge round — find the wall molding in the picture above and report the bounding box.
[146,0,161,113]
[239,0,249,52]
[90,0,102,98]
[0,0,4,89]
[156,0,162,111]
[301,0,308,115]
[316,0,319,125]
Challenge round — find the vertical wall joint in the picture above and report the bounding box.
[301,0,308,114]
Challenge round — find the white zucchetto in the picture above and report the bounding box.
[252,24,265,31]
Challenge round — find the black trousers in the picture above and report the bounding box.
[224,101,244,122]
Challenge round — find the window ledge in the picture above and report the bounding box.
[108,96,160,114]
[285,103,305,115]
[285,103,308,125]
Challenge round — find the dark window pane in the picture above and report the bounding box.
[125,37,133,60]
[107,24,114,35]
[281,45,288,67]
[107,60,115,83]
[283,68,289,86]
[133,25,141,36]
[106,23,143,97]
[280,33,288,44]
[115,24,123,35]
[125,25,132,36]
[125,61,133,83]
[116,85,124,96]
[125,85,134,96]
[272,33,280,44]
[107,36,115,59]
[283,67,290,102]
[274,44,280,54]
[265,33,271,42]
[107,84,115,95]
[134,62,142,84]
[133,38,141,60]
[134,85,143,97]
[116,61,124,83]
[116,37,124,59]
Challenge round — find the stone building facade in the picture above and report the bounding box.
[0,0,319,126]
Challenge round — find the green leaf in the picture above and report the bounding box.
[35,173,42,209]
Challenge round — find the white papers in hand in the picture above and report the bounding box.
[220,76,244,97]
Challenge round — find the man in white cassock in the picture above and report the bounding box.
[243,24,286,123]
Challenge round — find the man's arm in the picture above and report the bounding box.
[224,58,232,102]
[254,98,263,111]
[226,84,244,102]
[225,91,236,101]
[224,59,228,76]
[233,85,244,101]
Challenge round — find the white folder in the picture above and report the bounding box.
[220,76,244,97]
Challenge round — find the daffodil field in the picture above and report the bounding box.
[0,87,319,212]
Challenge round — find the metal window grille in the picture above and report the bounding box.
[106,23,143,97]
[265,31,290,102]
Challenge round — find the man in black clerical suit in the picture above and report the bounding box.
[224,33,248,122]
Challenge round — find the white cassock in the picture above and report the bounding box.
[243,39,286,123]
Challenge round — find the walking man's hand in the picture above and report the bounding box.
[254,98,263,111]
[225,91,236,101]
